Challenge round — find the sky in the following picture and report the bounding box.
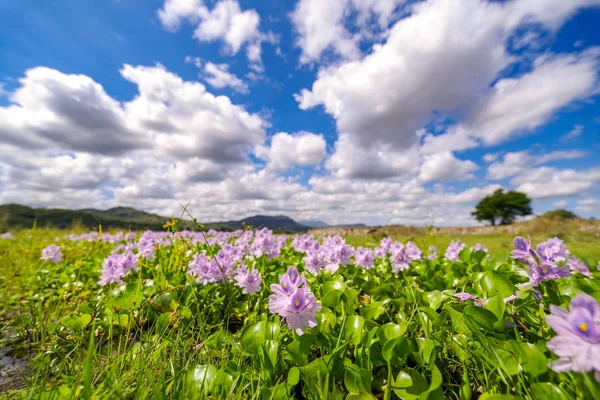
[0,0,599,226]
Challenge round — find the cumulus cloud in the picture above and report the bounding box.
[158,0,274,71]
[487,150,586,180]
[419,152,478,183]
[511,166,600,199]
[296,0,600,178]
[255,132,327,172]
[203,62,249,93]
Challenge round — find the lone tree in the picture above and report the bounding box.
[472,189,532,226]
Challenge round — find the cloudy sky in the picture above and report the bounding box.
[1,0,599,226]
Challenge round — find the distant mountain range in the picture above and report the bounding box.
[0,204,309,233]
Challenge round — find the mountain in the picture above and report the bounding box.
[299,219,328,228]
[0,204,308,233]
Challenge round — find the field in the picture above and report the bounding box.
[1,222,600,399]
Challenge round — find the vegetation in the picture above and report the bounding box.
[1,224,599,399]
[541,209,579,221]
[472,189,533,226]
[0,204,308,233]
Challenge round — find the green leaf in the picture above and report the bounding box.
[483,296,505,321]
[240,320,280,354]
[459,247,473,265]
[287,367,300,386]
[463,306,497,331]
[530,382,570,400]
[344,364,372,394]
[321,279,347,307]
[382,337,413,366]
[393,369,428,400]
[478,395,519,400]
[395,371,412,388]
[343,315,365,345]
[424,290,445,310]
[187,364,218,394]
[480,271,516,299]
[114,284,144,309]
[378,323,406,344]
[300,357,328,379]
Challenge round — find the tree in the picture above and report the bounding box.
[472,189,532,226]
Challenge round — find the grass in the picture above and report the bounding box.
[1,222,599,399]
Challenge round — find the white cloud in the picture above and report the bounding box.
[575,198,600,213]
[483,153,500,163]
[255,132,327,172]
[419,152,478,183]
[296,0,600,179]
[511,166,600,199]
[562,124,584,141]
[203,62,249,93]
[487,150,586,180]
[158,0,271,70]
[553,200,568,208]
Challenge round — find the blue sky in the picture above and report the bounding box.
[0,0,599,225]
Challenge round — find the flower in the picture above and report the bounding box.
[445,241,466,261]
[545,293,600,381]
[454,292,477,302]
[41,244,63,263]
[406,242,422,261]
[268,267,319,335]
[188,254,216,285]
[354,247,374,270]
[390,245,410,273]
[511,236,572,286]
[233,265,262,295]
[98,254,125,286]
[0,232,13,239]
[427,246,438,260]
[279,287,322,335]
[567,257,591,277]
[474,243,488,253]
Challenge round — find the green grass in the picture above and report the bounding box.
[1,225,600,399]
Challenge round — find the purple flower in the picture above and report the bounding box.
[568,257,591,277]
[41,245,63,263]
[406,242,422,261]
[454,292,477,302]
[528,263,571,286]
[188,254,216,285]
[303,252,326,276]
[474,243,488,253]
[279,287,322,335]
[546,293,600,381]
[98,254,125,286]
[445,241,466,262]
[427,246,437,260]
[354,247,375,270]
[0,232,13,239]
[511,236,536,266]
[390,246,410,273]
[233,265,262,295]
[268,268,319,335]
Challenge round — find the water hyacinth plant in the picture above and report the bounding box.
[1,226,599,398]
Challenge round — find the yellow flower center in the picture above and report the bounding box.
[579,322,589,332]
[283,283,287,289]
[295,300,301,307]
[542,268,548,274]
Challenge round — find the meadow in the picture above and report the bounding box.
[1,222,599,399]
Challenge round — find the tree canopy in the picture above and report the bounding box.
[472,189,532,226]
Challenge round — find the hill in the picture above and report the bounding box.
[0,205,308,233]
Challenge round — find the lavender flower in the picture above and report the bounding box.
[98,254,125,286]
[427,246,438,260]
[0,232,13,239]
[41,244,63,263]
[454,292,477,302]
[406,241,422,261]
[188,254,216,285]
[474,243,488,253]
[567,257,591,277]
[512,236,572,286]
[233,265,262,295]
[279,287,321,335]
[546,293,600,381]
[445,241,466,261]
[268,267,319,335]
[354,247,375,270]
